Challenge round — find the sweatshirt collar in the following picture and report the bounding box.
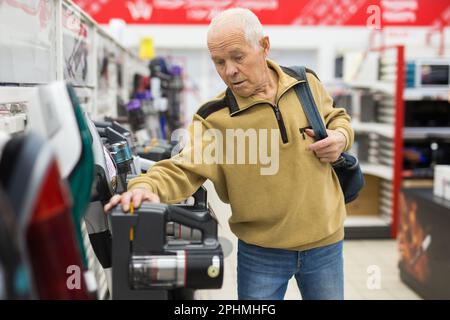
[227,59,305,116]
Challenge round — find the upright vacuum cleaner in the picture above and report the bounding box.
[0,133,91,299]
[84,114,118,298]
[88,120,224,299]
[27,82,97,296]
[111,202,224,300]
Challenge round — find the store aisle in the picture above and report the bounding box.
[196,181,421,300]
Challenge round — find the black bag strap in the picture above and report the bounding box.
[289,66,346,167]
[289,66,328,141]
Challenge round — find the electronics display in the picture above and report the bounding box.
[414,59,450,88]
[420,64,449,86]
[403,138,450,179]
[404,100,450,127]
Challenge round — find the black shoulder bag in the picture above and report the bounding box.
[289,65,364,203]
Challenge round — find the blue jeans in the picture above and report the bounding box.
[237,239,344,300]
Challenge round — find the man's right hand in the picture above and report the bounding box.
[104,188,160,213]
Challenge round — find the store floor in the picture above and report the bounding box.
[196,181,421,300]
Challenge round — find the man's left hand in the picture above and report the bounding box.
[305,128,346,163]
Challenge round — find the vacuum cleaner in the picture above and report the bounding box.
[0,133,91,299]
[84,113,118,298]
[111,201,224,300]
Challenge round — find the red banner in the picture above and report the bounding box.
[73,0,450,27]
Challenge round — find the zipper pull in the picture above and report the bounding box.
[299,128,306,140]
[299,126,312,140]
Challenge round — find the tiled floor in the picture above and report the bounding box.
[196,181,421,300]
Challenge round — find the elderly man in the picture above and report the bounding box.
[105,8,353,300]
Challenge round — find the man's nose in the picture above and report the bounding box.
[225,62,238,78]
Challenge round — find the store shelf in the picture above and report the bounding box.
[345,215,391,227]
[346,81,395,95]
[0,114,27,134]
[0,86,37,104]
[0,0,147,121]
[404,88,449,101]
[344,215,392,239]
[341,46,404,240]
[403,127,450,139]
[352,121,394,138]
[360,163,393,181]
[0,0,149,300]
[402,179,434,188]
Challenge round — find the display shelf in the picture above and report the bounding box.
[402,58,450,209]
[352,121,394,138]
[0,0,148,121]
[344,215,391,239]
[404,87,449,101]
[0,0,148,298]
[340,45,404,239]
[403,127,450,140]
[402,179,434,188]
[360,163,393,181]
[0,114,27,135]
[0,86,38,104]
[0,87,36,135]
[345,215,391,227]
[346,81,395,96]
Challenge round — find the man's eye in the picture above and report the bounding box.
[215,60,225,66]
[235,56,244,61]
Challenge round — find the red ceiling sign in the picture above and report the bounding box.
[73,0,450,27]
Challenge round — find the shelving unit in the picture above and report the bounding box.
[335,45,405,239]
[0,0,148,136]
[402,58,450,185]
[0,0,148,299]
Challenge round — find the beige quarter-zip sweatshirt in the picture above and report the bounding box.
[129,59,354,251]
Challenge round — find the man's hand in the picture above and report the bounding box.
[305,128,347,163]
[104,188,160,213]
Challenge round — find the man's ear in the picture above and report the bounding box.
[259,36,270,57]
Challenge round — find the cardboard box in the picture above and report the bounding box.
[346,174,380,216]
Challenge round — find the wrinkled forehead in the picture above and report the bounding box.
[207,28,250,55]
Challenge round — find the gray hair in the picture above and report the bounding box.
[207,8,264,49]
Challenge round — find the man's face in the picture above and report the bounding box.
[208,28,269,98]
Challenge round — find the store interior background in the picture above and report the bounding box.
[103,1,450,300]
[1,0,450,300]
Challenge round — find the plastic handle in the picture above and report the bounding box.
[93,120,112,129]
[96,119,130,137]
[97,127,106,137]
[166,205,216,240]
[106,127,127,145]
[192,186,207,209]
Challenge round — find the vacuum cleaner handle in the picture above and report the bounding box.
[94,120,130,138]
[93,120,112,129]
[166,205,217,241]
[191,186,207,209]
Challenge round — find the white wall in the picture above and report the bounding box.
[109,25,450,77]
[106,24,450,121]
